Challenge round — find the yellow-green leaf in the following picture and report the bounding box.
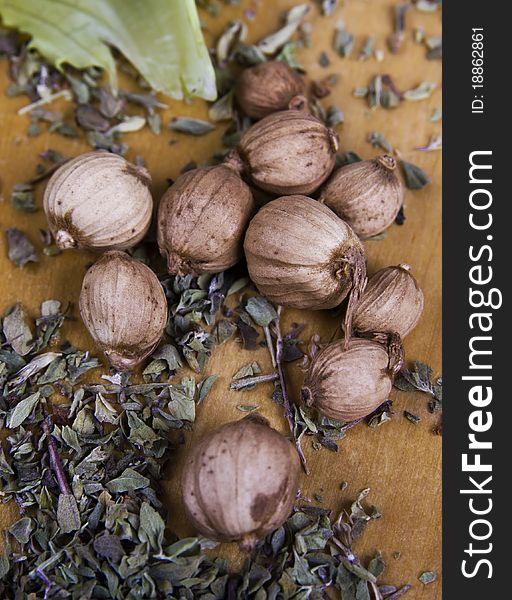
[0,0,216,100]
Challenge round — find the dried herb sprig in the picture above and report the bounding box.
[394,360,442,412]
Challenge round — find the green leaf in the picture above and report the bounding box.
[367,553,385,577]
[245,297,278,327]
[127,411,160,448]
[7,392,40,428]
[168,379,196,422]
[151,344,183,372]
[139,502,165,551]
[57,493,81,533]
[106,467,150,493]
[93,533,125,562]
[399,160,430,190]
[94,393,119,424]
[8,517,34,544]
[0,445,14,476]
[2,304,33,356]
[169,117,216,136]
[233,361,261,380]
[0,0,216,100]
[0,547,10,578]
[237,405,260,412]
[198,375,217,403]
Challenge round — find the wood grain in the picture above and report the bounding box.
[0,1,442,597]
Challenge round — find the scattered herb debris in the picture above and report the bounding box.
[395,204,406,225]
[168,117,216,136]
[404,410,421,424]
[333,19,354,57]
[400,160,431,189]
[10,183,36,212]
[237,404,260,412]
[395,361,443,412]
[430,108,442,122]
[419,570,438,584]
[0,300,410,598]
[416,134,442,152]
[388,3,409,53]
[403,81,437,101]
[359,36,375,60]
[5,227,38,267]
[368,131,394,153]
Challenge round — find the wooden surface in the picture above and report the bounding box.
[0,1,442,597]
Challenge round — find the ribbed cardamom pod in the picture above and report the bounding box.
[235,61,306,119]
[182,414,300,552]
[319,155,404,239]
[301,336,403,422]
[244,195,366,337]
[79,251,167,371]
[227,110,338,195]
[43,152,153,251]
[157,164,254,275]
[353,264,424,338]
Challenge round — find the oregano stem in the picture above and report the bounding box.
[273,307,309,474]
[230,372,279,390]
[42,416,72,495]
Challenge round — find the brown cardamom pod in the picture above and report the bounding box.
[319,155,404,239]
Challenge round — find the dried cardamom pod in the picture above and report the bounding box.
[79,251,167,371]
[235,60,306,119]
[157,164,254,275]
[226,110,338,195]
[353,264,424,337]
[302,336,403,422]
[182,414,300,551]
[319,155,404,238]
[244,195,366,337]
[43,152,153,251]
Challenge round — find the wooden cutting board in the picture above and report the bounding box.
[0,1,442,597]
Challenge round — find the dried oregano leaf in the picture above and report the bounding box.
[368,553,385,577]
[237,404,260,412]
[168,117,215,135]
[233,361,261,380]
[320,0,338,17]
[168,378,196,421]
[11,183,36,212]
[94,393,119,424]
[399,160,430,189]
[419,570,437,584]
[8,517,33,544]
[245,296,278,327]
[429,108,443,123]
[106,468,150,493]
[2,304,34,355]
[257,4,309,55]
[404,410,421,424]
[6,392,40,428]
[208,90,234,122]
[198,375,217,403]
[139,502,165,551]
[403,81,436,101]
[0,548,10,579]
[333,20,354,57]
[395,361,438,396]
[5,228,38,267]
[57,493,81,533]
[93,533,124,562]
